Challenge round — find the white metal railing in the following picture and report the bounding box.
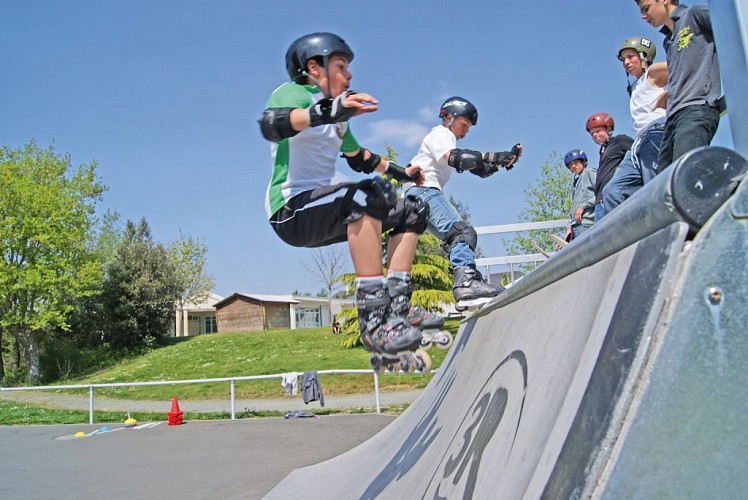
[0,369,428,424]
[474,219,567,284]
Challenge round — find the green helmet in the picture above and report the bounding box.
[618,37,656,65]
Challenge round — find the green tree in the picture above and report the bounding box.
[0,141,105,383]
[169,231,214,337]
[504,151,571,257]
[94,210,125,270]
[102,218,177,349]
[0,325,5,382]
[67,210,125,348]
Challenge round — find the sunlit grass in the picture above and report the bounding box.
[5,318,461,405]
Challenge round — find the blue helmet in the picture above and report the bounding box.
[285,32,354,83]
[564,149,588,168]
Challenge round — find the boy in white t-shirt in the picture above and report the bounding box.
[403,96,521,306]
[603,37,668,214]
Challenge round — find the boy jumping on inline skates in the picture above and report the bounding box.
[258,32,441,369]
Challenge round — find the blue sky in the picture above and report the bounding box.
[2,0,733,297]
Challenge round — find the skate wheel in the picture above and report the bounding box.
[399,356,412,374]
[369,355,383,373]
[436,332,454,350]
[413,349,432,373]
[420,338,433,350]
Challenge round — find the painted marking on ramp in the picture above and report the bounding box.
[426,350,528,498]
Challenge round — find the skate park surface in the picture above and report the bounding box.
[0,414,396,499]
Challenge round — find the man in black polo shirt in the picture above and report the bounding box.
[635,0,721,171]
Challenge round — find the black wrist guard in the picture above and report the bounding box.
[482,151,513,165]
[258,108,298,143]
[308,91,358,127]
[386,162,414,182]
[483,143,522,171]
[470,164,499,178]
[345,149,380,174]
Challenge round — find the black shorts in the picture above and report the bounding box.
[269,182,424,248]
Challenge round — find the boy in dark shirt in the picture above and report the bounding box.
[585,112,634,221]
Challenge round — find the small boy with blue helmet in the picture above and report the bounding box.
[563,149,597,242]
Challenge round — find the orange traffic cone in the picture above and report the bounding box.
[167,396,184,425]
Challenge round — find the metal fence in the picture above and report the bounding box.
[0,369,422,424]
[474,219,567,283]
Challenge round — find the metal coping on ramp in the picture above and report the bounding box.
[265,147,748,498]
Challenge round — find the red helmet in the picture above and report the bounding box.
[585,112,615,132]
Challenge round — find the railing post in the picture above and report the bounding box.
[88,386,94,425]
[230,378,236,420]
[373,371,381,414]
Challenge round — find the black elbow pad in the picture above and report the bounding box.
[258,108,298,142]
[345,149,381,174]
[447,149,483,173]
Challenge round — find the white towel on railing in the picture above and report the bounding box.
[281,372,298,396]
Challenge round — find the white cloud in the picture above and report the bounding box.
[417,105,435,121]
[363,119,430,149]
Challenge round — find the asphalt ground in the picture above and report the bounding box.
[0,413,396,499]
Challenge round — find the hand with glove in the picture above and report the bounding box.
[307,91,379,127]
[482,143,523,171]
[386,162,424,185]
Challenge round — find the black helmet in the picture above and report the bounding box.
[439,96,478,125]
[285,32,354,83]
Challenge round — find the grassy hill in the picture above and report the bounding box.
[56,319,461,401]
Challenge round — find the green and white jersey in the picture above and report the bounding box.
[264,82,360,218]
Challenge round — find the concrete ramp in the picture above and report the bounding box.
[266,147,748,499]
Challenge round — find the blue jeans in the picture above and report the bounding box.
[571,224,590,239]
[603,123,664,214]
[594,202,605,222]
[635,123,664,184]
[658,103,720,172]
[406,186,474,268]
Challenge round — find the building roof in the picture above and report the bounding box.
[180,292,225,312]
[241,293,300,303]
[213,293,299,309]
[212,292,354,310]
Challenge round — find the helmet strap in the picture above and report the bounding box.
[625,71,633,97]
[302,57,332,97]
[323,55,332,98]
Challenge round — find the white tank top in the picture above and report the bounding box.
[630,69,666,137]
